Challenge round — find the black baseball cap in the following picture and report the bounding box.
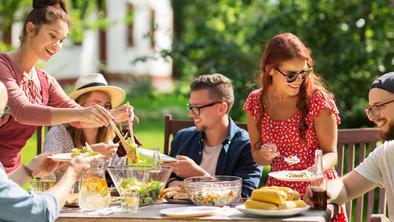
[370,72,394,93]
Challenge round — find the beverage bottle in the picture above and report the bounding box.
[310,149,328,210]
[152,148,161,170]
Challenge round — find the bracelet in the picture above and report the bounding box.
[23,164,34,178]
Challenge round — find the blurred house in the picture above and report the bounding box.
[11,0,173,91]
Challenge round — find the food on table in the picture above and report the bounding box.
[65,193,79,207]
[264,186,300,200]
[189,189,237,206]
[184,176,242,207]
[161,186,189,201]
[70,145,98,157]
[119,177,165,205]
[245,199,278,210]
[286,171,313,179]
[245,186,307,211]
[78,176,110,210]
[284,155,300,165]
[251,188,287,205]
[278,200,307,210]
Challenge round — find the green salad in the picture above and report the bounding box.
[70,146,98,157]
[119,177,165,205]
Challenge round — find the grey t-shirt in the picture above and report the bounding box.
[200,143,222,176]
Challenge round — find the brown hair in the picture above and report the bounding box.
[190,73,234,113]
[256,33,332,148]
[21,0,71,42]
[68,91,114,148]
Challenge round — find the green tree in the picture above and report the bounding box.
[171,0,394,127]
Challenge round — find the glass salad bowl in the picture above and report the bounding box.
[107,165,172,205]
[184,175,242,206]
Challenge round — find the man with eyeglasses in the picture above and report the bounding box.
[166,74,262,198]
[304,72,394,220]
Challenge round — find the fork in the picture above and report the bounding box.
[275,152,300,165]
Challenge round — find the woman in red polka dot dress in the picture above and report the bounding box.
[243,33,347,222]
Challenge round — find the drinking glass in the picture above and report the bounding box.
[120,190,139,213]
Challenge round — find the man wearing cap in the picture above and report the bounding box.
[304,72,394,219]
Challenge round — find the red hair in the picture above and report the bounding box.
[256,33,331,144]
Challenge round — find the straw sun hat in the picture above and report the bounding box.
[68,73,126,108]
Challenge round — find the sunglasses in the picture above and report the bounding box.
[0,106,11,118]
[275,67,313,83]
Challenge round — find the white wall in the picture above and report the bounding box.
[44,29,100,79]
[10,0,174,90]
[106,0,173,78]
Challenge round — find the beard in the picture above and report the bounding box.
[379,119,394,141]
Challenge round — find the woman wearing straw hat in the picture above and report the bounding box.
[43,73,136,178]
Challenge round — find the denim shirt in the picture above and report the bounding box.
[0,163,59,222]
[170,118,262,198]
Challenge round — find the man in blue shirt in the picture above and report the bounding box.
[167,74,262,198]
[0,81,96,222]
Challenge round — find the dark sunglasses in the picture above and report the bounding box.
[186,101,222,116]
[275,67,313,83]
[0,106,11,118]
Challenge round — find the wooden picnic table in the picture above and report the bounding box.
[57,203,333,222]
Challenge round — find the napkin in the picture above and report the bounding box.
[87,206,122,216]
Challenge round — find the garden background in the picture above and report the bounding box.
[1,1,394,219]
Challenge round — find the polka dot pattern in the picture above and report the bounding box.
[244,89,348,222]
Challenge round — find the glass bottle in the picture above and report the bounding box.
[78,160,111,211]
[152,148,161,170]
[310,149,328,210]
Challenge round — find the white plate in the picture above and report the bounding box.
[137,148,177,162]
[160,206,220,218]
[47,153,72,161]
[236,204,310,217]
[268,170,317,182]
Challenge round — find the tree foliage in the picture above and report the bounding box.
[171,0,394,127]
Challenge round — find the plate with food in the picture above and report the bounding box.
[268,170,317,182]
[47,144,100,161]
[47,153,72,161]
[137,148,177,162]
[161,186,192,204]
[160,206,220,218]
[236,204,310,217]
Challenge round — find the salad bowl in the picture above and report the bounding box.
[107,165,172,205]
[184,175,242,207]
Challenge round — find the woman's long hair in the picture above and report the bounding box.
[255,33,332,149]
[68,91,114,148]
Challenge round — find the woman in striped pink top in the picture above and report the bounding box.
[0,0,126,173]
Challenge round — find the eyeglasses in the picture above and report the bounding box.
[186,101,222,116]
[365,99,394,120]
[0,106,11,118]
[275,67,313,83]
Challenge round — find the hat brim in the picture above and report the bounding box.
[68,86,126,108]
